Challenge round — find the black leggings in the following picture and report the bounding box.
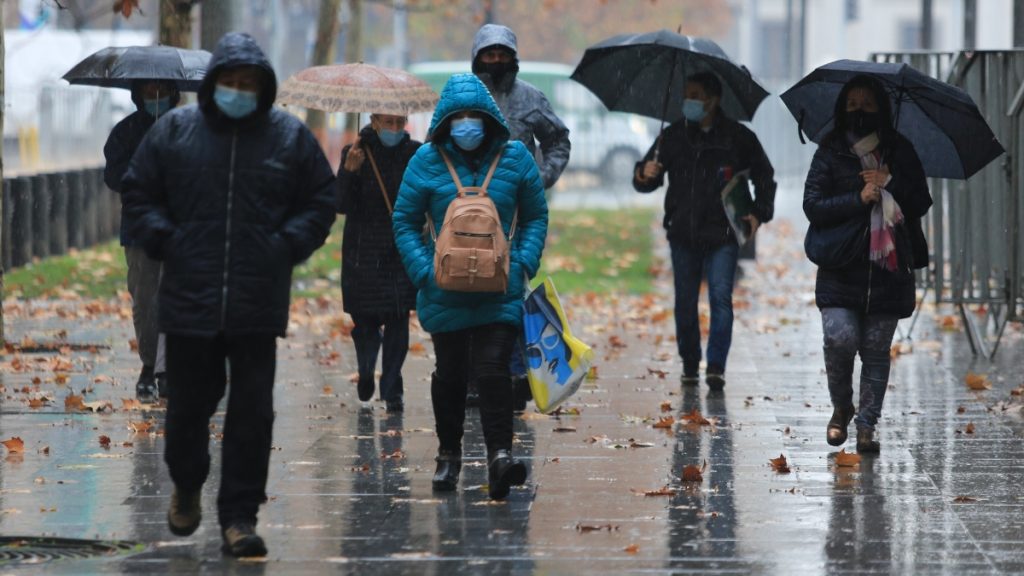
[431,322,518,455]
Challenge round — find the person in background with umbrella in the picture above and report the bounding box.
[393,73,548,500]
[123,32,336,557]
[104,79,179,403]
[633,72,776,391]
[337,114,421,413]
[470,23,571,411]
[803,75,931,453]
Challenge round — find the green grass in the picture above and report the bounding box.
[3,208,659,300]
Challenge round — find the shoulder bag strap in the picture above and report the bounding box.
[364,148,393,215]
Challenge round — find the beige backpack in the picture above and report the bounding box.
[428,146,516,293]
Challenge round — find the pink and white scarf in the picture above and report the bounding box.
[852,133,903,272]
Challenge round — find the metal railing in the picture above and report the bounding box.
[872,49,1024,357]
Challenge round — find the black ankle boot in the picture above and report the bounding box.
[826,405,855,446]
[856,428,880,453]
[432,449,461,491]
[487,449,527,500]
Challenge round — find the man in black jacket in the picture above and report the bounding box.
[104,80,179,402]
[633,72,776,391]
[123,33,336,557]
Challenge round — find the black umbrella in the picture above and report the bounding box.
[62,45,211,91]
[780,59,1005,179]
[570,30,770,126]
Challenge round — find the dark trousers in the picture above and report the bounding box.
[670,240,739,371]
[820,308,899,430]
[163,332,276,528]
[350,312,409,402]
[432,323,517,455]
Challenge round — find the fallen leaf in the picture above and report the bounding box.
[28,398,47,409]
[680,408,711,426]
[652,416,675,429]
[965,422,975,434]
[322,385,333,395]
[769,454,791,473]
[639,486,677,497]
[965,373,991,390]
[82,400,113,413]
[834,449,861,467]
[659,400,672,413]
[408,342,426,354]
[1,437,25,454]
[624,544,640,554]
[586,365,599,381]
[681,460,706,483]
[575,523,617,532]
[98,435,111,448]
[552,426,577,433]
[128,421,153,433]
[65,394,86,411]
[647,367,667,379]
[956,406,966,414]
[381,449,405,460]
[121,398,142,410]
[953,495,977,503]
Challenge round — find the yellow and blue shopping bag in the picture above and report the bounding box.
[522,277,593,413]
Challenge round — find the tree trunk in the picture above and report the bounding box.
[343,0,363,138]
[1,5,5,344]
[159,0,194,48]
[306,0,344,138]
[200,0,239,51]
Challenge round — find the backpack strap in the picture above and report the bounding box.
[364,148,393,215]
[479,148,503,193]
[438,148,465,196]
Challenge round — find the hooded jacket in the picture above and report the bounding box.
[392,73,548,334]
[804,131,931,318]
[122,33,336,337]
[632,114,776,250]
[338,125,420,317]
[104,84,181,246]
[471,24,570,189]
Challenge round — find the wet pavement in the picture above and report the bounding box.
[1,189,1024,574]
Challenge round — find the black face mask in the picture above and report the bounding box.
[846,110,880,136]
[474,60,519,86]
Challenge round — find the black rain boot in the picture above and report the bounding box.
[512,375,532,412]
[487,449,527,500]
[432,449,462,491]
[856,427,880,453]
[826,404,855,446]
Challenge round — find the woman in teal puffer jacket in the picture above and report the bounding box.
[393,73,548,500]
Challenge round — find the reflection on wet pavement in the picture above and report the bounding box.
[1,211,1023,574]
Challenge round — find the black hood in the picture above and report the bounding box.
[198,32,277,118]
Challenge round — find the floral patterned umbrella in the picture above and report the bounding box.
[276,63,438,115]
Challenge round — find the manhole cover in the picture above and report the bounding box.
[0,536,145,565]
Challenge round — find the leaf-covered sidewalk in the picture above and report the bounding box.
[1,214,1024,574]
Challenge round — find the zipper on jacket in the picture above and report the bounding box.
[864,259,873,315]
[221,128,238,329]
[689,148,703,245]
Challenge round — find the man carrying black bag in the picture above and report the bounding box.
[633,72,776,391]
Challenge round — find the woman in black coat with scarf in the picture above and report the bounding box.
[338,115,421,412]
[803,75,932,453]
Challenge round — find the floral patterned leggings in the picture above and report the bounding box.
[821,308,899,430]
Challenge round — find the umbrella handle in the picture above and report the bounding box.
[796,109,807,145]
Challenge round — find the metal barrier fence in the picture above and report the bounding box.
[871,49,1024,357]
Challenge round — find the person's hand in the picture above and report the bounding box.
[343,138,365,172]
[741,214,760,238]
[860,166,890,188]
[860,182,881,204]
[638,161,663,182]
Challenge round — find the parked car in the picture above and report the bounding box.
[408,61,657,186]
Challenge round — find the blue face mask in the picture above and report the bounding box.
[682,98,707,123]
[377,128,405,147]
[450,117,485,151]
[214,85,259,119]
[142,96,172,118]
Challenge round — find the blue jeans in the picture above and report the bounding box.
[670,241,739,372]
